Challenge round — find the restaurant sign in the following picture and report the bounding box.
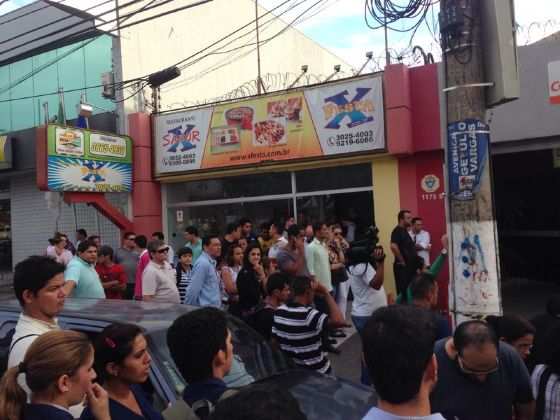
[38,125,133,192]
[153,75,385,175]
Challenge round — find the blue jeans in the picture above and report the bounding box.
[352,315,371,386]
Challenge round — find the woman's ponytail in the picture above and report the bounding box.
[0,365,27,420]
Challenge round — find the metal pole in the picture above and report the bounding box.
[384,0,390,66]
[255,0,263,94]
[440,0,502,321]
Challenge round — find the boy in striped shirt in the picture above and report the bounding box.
[272,276,346,374]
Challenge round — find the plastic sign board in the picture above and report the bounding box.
[38,125,133,193]
[153,75,385,175]
[548,60,560,105]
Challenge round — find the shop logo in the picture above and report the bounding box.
[421,174,440,193]
[163,125,200,153]
[322,87,374,129]
[80,160,107,183]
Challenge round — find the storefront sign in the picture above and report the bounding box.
[38,125,133,193]
[447,120,489,201]
[548,60,560,105]
[154,75,385,175]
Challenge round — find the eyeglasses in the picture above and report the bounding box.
[457,356,499,376]
[156,247,169,254]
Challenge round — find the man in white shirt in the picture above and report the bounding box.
[142,240,180,303]
[410,217,431,266]
[361,305,444,420]
[267,221,288,260]
[152,231,176,266]
[8,256,66,382]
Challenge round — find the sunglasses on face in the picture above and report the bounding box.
[457,356,499,376]
[156,247,169,254]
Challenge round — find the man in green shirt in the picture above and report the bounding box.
[184,226,203,263]
[63,239,106,299]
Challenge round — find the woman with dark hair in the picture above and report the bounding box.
[236,244,266,320]
[486,314,536,361]
[46,233,73,266]
[221,244,244,303]
[82,323,163,420]
[0,330,109,420]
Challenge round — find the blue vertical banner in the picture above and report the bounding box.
[447,119,490,201]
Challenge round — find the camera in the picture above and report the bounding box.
[345,226,383,268]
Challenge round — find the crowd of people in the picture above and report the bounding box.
[0,212,556,419]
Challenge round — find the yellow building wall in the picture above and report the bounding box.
[372,157,400,299]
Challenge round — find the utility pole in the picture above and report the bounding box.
[440,0,502,320]
[255,0,263,94]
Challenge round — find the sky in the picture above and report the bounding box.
[1,0,559,71]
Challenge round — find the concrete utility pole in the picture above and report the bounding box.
[440,0,502,320]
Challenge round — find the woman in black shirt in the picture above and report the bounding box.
[236,244,266,320]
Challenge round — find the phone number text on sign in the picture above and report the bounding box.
[328,130,376,147]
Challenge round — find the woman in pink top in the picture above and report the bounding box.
[46,234,73,266]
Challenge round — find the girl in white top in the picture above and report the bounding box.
[46,234,73,266]
[221,244,244,303]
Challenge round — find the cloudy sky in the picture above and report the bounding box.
[2,0,559,70]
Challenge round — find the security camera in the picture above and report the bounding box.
[334,64,341,72]
[301,65,309,73]
[366,51,373,59]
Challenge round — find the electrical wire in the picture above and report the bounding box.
[112,81,150,103]
[364,0,437,33]
[0,0,69,26]
[0,0,164,97]
[0,0,174,56]
[162,0,302,91]
[0,0,114,48]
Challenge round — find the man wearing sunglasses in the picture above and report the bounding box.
[431,320,534,420]
[141,240,180,303]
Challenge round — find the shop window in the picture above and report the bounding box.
[168,199,294,251]
[296,191,374,241]
[295,164,372,192]
[167,172,291,204]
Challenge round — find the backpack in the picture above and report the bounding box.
[0,330,39,375]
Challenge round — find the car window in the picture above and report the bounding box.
[148,315,292,399]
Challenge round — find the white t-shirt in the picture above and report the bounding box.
[349,263,387,317]
[142,261,180,303]
[268,237,288,259]
[8,314,60,394]
[411,229,431,265]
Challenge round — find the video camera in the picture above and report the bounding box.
[345,226,383,268]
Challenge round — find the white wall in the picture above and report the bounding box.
[116,0,353,113]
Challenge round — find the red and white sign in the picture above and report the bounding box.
[548,60,560,105]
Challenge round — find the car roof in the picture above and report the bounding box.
[0,296,196,333]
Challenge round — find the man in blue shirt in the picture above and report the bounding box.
[63,240,105,299]
[361,305,445,420]
[185,235,222,308]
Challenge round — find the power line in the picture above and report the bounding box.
[162,0,302,91]
[0,0,69,26]
[0,0,114,48]
[0,0,174,56]
[0,0,165,96]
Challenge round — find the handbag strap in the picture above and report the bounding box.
[536,366,553,420]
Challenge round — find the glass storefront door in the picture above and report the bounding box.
[166,163,374,248]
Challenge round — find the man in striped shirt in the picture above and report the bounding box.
[272,276,346,374]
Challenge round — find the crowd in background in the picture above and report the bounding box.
[0,212,555,420]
